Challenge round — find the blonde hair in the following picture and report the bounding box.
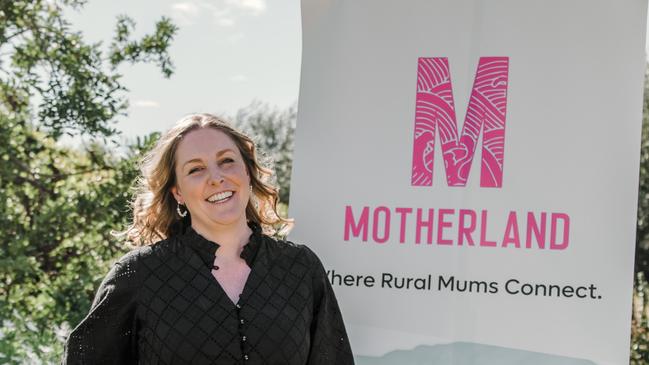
[124,113,291,245]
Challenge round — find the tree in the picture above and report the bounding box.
[0,1,175,362]
[636,68,649,275]
[233,100,297,206]
[632,66,649,364]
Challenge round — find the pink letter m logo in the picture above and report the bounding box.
[411,57,509,188]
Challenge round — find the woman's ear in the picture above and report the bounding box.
[171,186,183,203]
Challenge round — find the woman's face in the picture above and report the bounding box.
[171,127,251,233]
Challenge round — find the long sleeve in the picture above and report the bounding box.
[62,250,141,365]
[304,247,355,365]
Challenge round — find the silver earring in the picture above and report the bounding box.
[176,202,188,217]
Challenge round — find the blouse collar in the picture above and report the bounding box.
[180,221,263,268]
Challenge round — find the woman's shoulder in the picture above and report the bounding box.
[114,236,184,268]
[102,238,187,291]
[262,235,323,266]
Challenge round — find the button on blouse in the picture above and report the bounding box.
[62,223,354,364]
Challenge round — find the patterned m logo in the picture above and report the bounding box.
[411,57,509,188]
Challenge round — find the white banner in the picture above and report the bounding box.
[290,1,648,364]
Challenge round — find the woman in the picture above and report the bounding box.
[63,114,354,364]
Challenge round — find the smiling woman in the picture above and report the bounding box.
[171,129,255,243]
[62,114,355,364]
[128,113,288,245]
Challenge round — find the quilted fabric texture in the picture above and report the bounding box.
[62,223,354,364]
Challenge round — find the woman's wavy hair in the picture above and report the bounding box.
[124,113,291,245]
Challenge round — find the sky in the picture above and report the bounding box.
[66,0,301,140]
[67,1,648,141]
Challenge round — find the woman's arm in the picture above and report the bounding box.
[62,250,141,365]
[304,246,355,365]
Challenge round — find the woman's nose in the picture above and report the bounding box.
[208,166,225,185]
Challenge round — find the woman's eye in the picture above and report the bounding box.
[188,167,203,174]
[221,158,235,164]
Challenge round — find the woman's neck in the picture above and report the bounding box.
[192,221,253,260]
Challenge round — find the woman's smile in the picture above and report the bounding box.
[206,190,235,204]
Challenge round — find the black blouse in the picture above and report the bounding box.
[62,224,354,364]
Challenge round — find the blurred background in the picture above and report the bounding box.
[1,1,649,363]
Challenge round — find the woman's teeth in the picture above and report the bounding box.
[207,191,233,203]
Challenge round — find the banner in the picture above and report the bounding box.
[290,1,648,364]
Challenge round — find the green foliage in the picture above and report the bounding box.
[637,67,649,275]
[233,100,297,205]
[109,15,176,78]
[633,66,649,362]
[0,116,164,363]
[0,0,174,363]
[0,0,177,139]
[632,272,649,364]
[0,116,163,364]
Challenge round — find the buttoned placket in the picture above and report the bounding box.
[183,224,261,363]
[236,301,250,362]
